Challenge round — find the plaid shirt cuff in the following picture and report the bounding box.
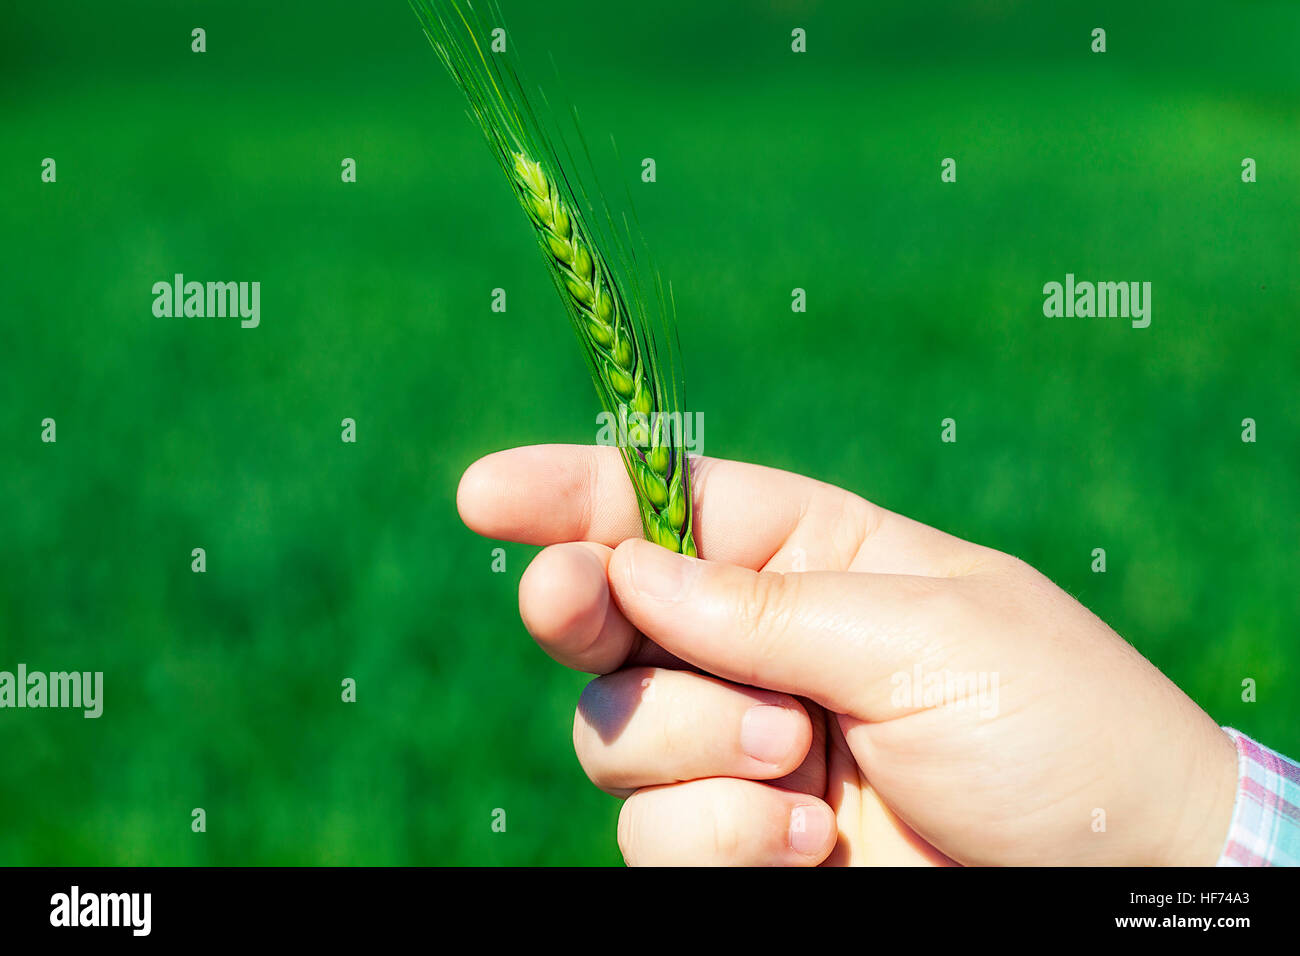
[1216,728,1300,866]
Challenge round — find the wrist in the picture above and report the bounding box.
[1159,720,1239,866]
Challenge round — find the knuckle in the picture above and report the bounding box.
[734,571,798,676]
[904,574,970,624]
[577,447,601,538]
[836,492,883,566]
[708,789,743,860]
[984,547,1033,578]
[659,685,692,764]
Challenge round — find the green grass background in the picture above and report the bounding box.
[1,0,1297,864]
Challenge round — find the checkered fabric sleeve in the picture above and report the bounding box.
[1216,728,1300,866]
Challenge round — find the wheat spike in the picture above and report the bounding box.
[511,151,694,554]
[411,0,696,555]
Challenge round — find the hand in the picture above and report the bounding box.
[458,445,1239,866]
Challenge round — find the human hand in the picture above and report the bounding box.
[458,445,1238,866]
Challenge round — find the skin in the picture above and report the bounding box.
[458,444,1240,866]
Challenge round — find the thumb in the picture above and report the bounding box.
[607,539,958,718]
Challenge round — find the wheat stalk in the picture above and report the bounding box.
[411,0,696,555]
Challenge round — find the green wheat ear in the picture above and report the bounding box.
[411,0,696,556]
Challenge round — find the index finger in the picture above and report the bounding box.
[457,444,986,575]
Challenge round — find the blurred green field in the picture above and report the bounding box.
[1,0,1297,865]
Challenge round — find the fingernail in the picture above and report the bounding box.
[788,804,833,857]
[741,705,801,766]
[627,540,699,602]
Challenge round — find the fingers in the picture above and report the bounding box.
[823,718,958,866]
[518,541,635,674]
[460,444,642,551]
[607,539,960,718]
[518,542,683,673]
[618,778,837,866]
[458,444,983,575]
[573,667,812,795]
